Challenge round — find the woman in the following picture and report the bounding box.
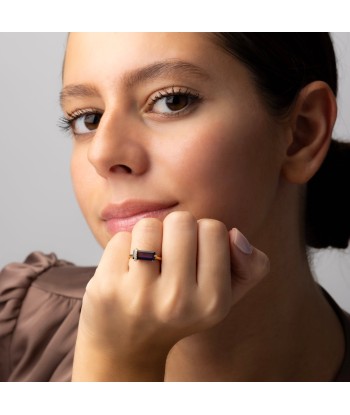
[1,33,349,381]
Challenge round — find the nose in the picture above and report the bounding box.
[87,110,149,178]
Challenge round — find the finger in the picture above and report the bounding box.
[93,231,131,282]
[161,211,198,285]
[229,228,270,305]
[129,217,163,278]
[197,218,231,291]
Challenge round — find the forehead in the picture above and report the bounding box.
[63,33,230,85]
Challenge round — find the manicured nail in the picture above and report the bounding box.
[232,228,253,255]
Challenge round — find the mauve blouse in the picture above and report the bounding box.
[0,251,349,381]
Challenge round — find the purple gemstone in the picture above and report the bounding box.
[136,250,156,261]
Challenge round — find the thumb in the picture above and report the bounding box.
[228,228,270,305]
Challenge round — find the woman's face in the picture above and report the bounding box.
[62,33,287,248]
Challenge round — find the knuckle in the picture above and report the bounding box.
[133,217,162,234]
[198,218,227,236]
[157,292,191,325]
[84,275,116,308]
[233,263,258,287]
[248,251,270,283]
[230,251,270,303]
[107,230,130,249]
[126,292,151,317]
[203,293,231,323]
[163,211,196,228]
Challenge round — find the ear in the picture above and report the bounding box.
[281,81,337,184]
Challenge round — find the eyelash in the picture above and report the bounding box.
[58,87,203,134]
[58,108,102,134]
[148,87,202,115]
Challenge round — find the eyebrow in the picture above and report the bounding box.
[59,59,210,108]
[59,84,98,108]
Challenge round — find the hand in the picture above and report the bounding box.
[72,211,269,381]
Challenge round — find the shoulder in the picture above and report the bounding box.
[0,251,96,336]
[31,253,96,299]
[0,251,96,381]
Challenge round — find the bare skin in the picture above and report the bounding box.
[61,33,345,381]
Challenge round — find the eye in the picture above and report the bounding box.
[149,87,202,116]
[73,112,102,134]
[58,109,103,136]
[153,94,190,113]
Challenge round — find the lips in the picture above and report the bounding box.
[101,200,178,234]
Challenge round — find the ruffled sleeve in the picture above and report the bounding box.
[0,252,67,337]
[0,251,94,381]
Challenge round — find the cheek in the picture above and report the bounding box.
[167,117,281,235]
[70,150,96,219]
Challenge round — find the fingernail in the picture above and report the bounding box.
[232,228,253,255]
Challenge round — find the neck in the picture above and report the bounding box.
[165,184,345,381]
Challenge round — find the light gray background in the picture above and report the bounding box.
[1,33,350,312]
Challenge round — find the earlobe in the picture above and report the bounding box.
[281,81,337,184]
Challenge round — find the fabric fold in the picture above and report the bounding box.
[0,251,94,381]
[0,252,64,337]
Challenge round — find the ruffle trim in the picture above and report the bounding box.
[0,252,74,338]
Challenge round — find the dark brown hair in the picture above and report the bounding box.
[213,33,350,249]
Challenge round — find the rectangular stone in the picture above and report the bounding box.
[137,250,156,261]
